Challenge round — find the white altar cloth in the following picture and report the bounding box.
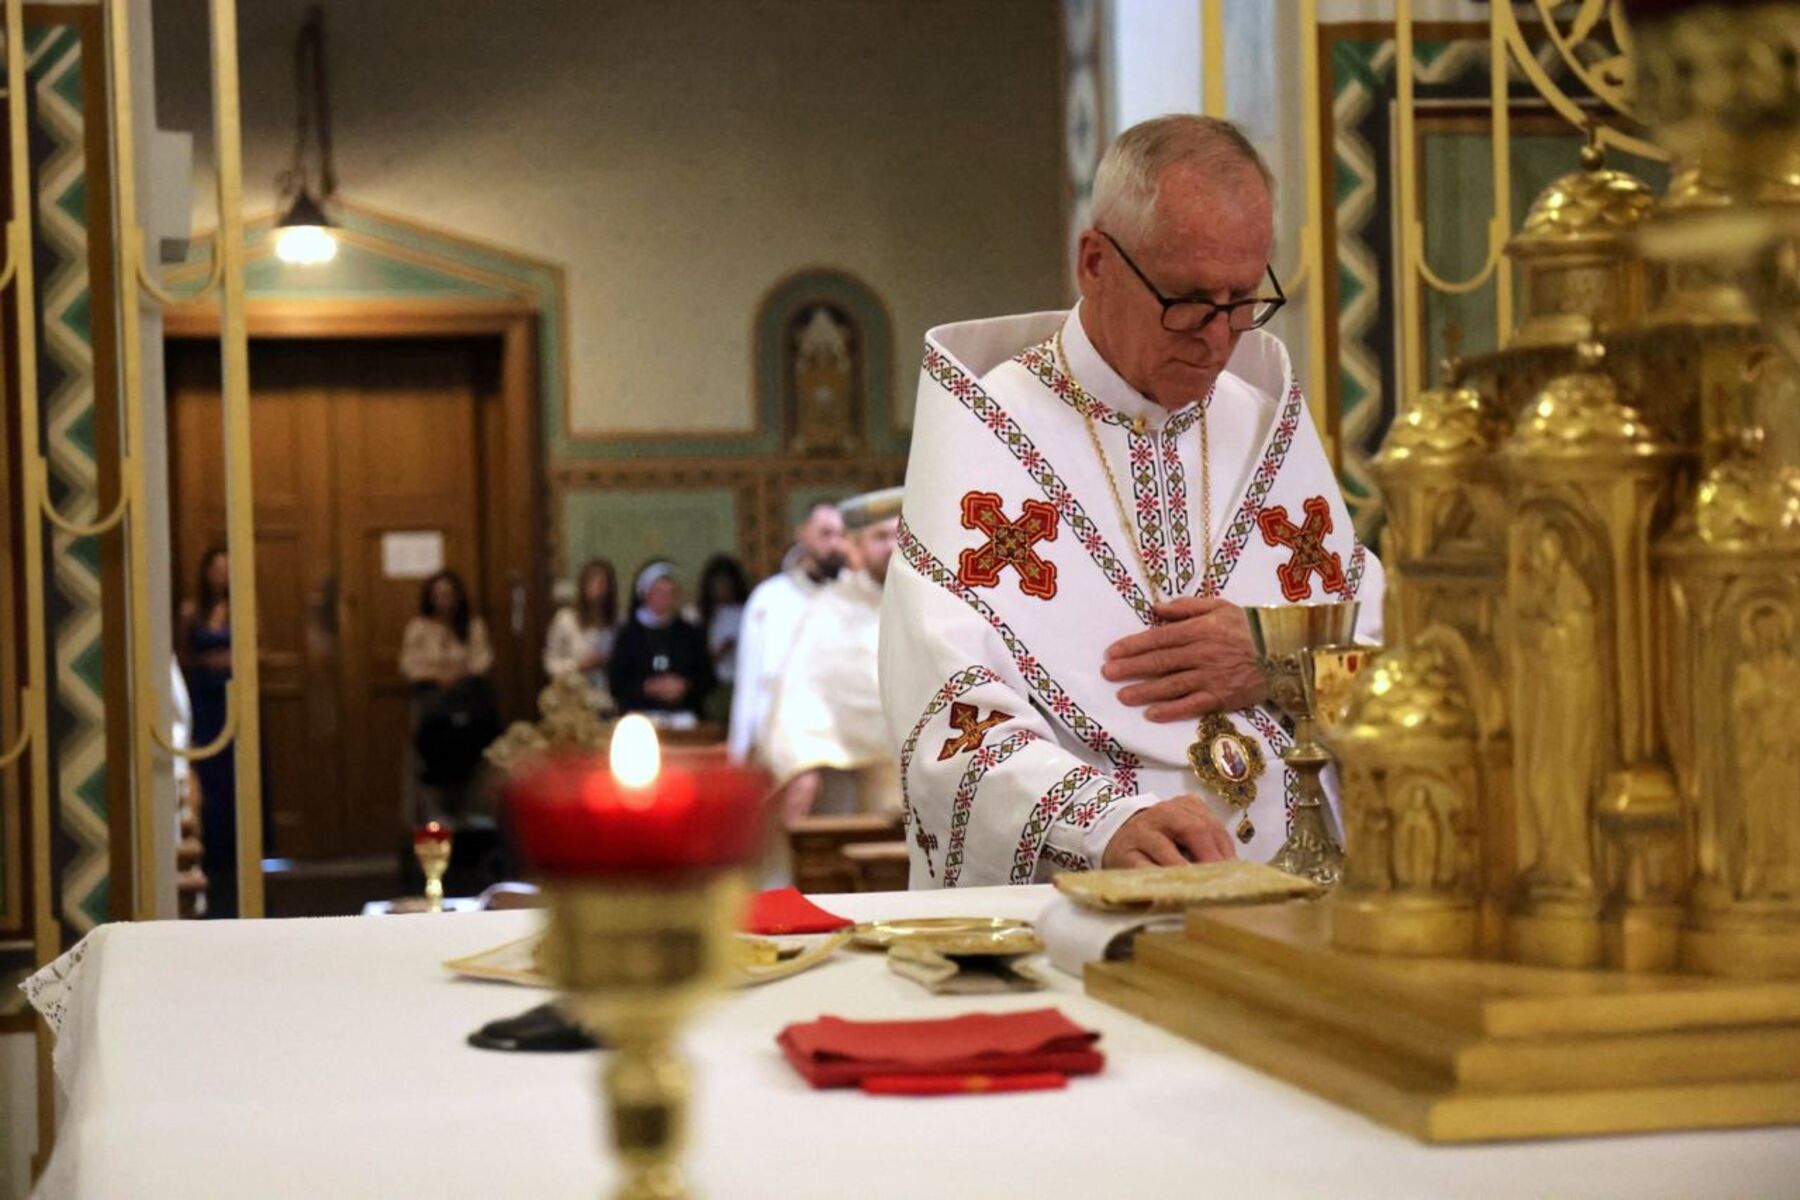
[28,886,1800,1199]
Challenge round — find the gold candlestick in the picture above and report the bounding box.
[413,821,453,913]
[507,715,769,1199]
[1245,601,1361,886]
[539,872,746,1200]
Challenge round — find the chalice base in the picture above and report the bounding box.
[1266,762,1343,888]
[1087,900,1800,1142]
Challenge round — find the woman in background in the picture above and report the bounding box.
[697,554,749,720]
[177,548,246,917]
[543,557,620,695]
[400,569,496,823]
[610,560,714,719]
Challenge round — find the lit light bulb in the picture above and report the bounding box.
[609,714,662,793]
[275,223,337,265]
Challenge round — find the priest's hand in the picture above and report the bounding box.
[1101,796,1237,868]
[1101,597,1266,721]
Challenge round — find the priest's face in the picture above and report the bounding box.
[796,504,848,578]
[1078,162,1274,410]
[858,516,900,585]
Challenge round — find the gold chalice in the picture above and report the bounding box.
[412,821,453,913]
[1245,601,1361,886]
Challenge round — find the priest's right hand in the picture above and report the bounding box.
[1101,796,1237,868]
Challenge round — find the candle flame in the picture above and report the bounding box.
[610,714,662,791]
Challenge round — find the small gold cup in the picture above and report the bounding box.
[412,821,453,913]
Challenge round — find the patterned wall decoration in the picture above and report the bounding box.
[1322,22,1663,543]
[0,9,123,1023]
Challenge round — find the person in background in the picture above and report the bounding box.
[400,569,497,823]
[697,554,750,718]
[611,560,715,720]
[177,548,249,918]
[543,557,620,697]
[764,487,904,823]
[727,502,847,763]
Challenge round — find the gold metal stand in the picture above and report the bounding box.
[540,873,747,1200]
[1090,903,1800,1143]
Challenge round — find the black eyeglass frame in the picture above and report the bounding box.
[1099,231,1286,334]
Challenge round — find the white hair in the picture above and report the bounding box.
[1090,114,1276,244]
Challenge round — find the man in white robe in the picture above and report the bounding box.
[880,115,1383,888]
[764,487,904,821]
[727,501,848,764]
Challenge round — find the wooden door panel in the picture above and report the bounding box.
[334,342,485,854]
[168,343,339,860]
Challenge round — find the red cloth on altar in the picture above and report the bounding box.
[776,1008,1104,1089]
[741,887,854,935]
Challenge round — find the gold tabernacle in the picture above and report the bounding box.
[1089,0,1800,1142]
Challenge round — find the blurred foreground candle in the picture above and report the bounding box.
[412,821,453,913]
[506,714,766,1200]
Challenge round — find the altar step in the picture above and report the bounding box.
[1087,902,1800,1143]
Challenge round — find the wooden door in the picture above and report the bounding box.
[169,338,493,860]
[331,343,483,853]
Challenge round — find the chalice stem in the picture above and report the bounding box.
[605,1033,691,1200]
[423,876,444,913]
[1269,730,1345,887]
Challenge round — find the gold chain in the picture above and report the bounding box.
[1054,327,1213,605]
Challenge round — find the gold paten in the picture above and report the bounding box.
[1083,1,1800,1143]
[1185,713,1265,843]
[850,916,1038,954]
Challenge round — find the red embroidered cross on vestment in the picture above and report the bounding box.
[957,491,1059,600]
[1256,495,1346,602]
[937,700,1013,761]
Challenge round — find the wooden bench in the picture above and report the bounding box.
[787,813,903,894]
[841,841,910,892]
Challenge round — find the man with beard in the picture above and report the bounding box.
[728,500,848,765]
[765,487,903,821]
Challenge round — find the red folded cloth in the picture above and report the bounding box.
[777,1009,1104,1089]
[742,887,854,935]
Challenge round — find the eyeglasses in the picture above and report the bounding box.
[1100,231,1285,334]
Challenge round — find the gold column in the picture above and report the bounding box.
[6,0,57,972]
[206,0,265,917]
[1201,0,1225,119]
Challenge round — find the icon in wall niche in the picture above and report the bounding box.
[786,302,863,456]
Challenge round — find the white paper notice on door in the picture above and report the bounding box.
[381,531,445,580]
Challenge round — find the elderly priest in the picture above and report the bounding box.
[880,115,1383,889]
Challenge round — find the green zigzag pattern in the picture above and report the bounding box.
[30,24,112,935]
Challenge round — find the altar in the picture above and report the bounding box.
[28,887,1800,1199]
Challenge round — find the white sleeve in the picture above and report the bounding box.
[879,536,1156,888]
[726,591,767,763]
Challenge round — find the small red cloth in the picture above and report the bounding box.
[777,1009,1104,1090]
[742,887,853,935]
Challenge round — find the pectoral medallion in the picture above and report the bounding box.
[1186,712,1266,844]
